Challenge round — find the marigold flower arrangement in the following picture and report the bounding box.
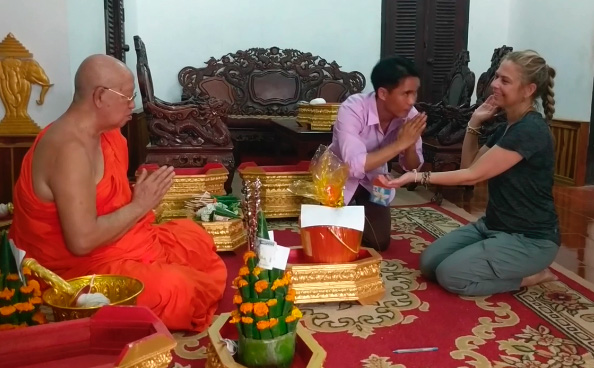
[0,230,47,331]
[230,250,302,340]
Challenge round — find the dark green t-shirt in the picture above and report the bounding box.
[484,111,560,244]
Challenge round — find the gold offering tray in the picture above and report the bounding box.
[237,162,314,219]
[154,197,190,223]
[198,219,246,252]
[287,247,385,305]
[296,103,340,131]
[206,313,326,368]
[153,202,246,252]
[136,163,228,197]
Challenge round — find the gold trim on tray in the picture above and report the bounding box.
[198,219,246,252]
[154,204,246,252]
[287,247,385,305]
[206,313,326,368]
[164,171,228,197]
[117,334,177,368]
[238,164,314,219]
[154,196,192,223]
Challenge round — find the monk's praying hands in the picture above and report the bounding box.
[132,165,175,213]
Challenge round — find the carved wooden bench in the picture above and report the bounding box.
[177,47,366,159]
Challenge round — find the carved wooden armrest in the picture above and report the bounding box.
[145,98,232,148]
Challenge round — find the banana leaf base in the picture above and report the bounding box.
[238,331,296,368]
[206,313,326,368]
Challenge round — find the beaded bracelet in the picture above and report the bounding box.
[420,171,432,188]
[466,125,482,136]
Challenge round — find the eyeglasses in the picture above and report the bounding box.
[103,87,137,102]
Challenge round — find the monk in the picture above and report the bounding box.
[9,54,227,332]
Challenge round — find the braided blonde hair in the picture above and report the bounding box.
[503,50,556,122]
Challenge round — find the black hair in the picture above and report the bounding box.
[370,56,419,93]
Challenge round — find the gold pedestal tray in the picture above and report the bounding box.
[153,204,246,252]
[198,219,246,252]
[296,103,340,131]
[287,247,385,305]
[154,195,191,223]
[237,162,314,219]
[206,313,326,368]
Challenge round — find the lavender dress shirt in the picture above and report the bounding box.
[328,92,424,204]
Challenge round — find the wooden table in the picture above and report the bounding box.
[271,118,333,161]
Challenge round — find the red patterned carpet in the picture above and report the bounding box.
[171,204,594,368]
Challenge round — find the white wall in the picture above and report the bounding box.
[467,0,511,104]
[0,0,105,128]
[507,0,594,121]
[128,0,381,103]
[67,0,106,86]
[468,0,594,121]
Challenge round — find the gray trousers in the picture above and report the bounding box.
[419,217,559,296]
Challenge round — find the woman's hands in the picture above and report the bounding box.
[469,95,499,128]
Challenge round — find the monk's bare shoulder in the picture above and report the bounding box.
[32,124,93,202]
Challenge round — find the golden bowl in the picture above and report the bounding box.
[42,275,144,322]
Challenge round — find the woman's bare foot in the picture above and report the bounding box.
[521,268,558,287]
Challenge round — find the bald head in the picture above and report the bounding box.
[73,54,133,102]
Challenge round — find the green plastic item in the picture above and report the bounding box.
[257,211,269,240]
[213,203,240,219]
[0,230,18,290]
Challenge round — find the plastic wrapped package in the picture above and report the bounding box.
[290,146,365,264]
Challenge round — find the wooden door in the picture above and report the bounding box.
[104,0,129,62]
[381,0,469,103]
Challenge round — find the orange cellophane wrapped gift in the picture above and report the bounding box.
[290,146,364,264]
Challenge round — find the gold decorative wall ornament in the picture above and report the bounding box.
[0,33,53,135]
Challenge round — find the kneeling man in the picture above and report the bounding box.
[329,56,426,251]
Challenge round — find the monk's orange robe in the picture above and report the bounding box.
[9,127,227,332]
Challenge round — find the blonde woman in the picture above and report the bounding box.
[379,50,559,296]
